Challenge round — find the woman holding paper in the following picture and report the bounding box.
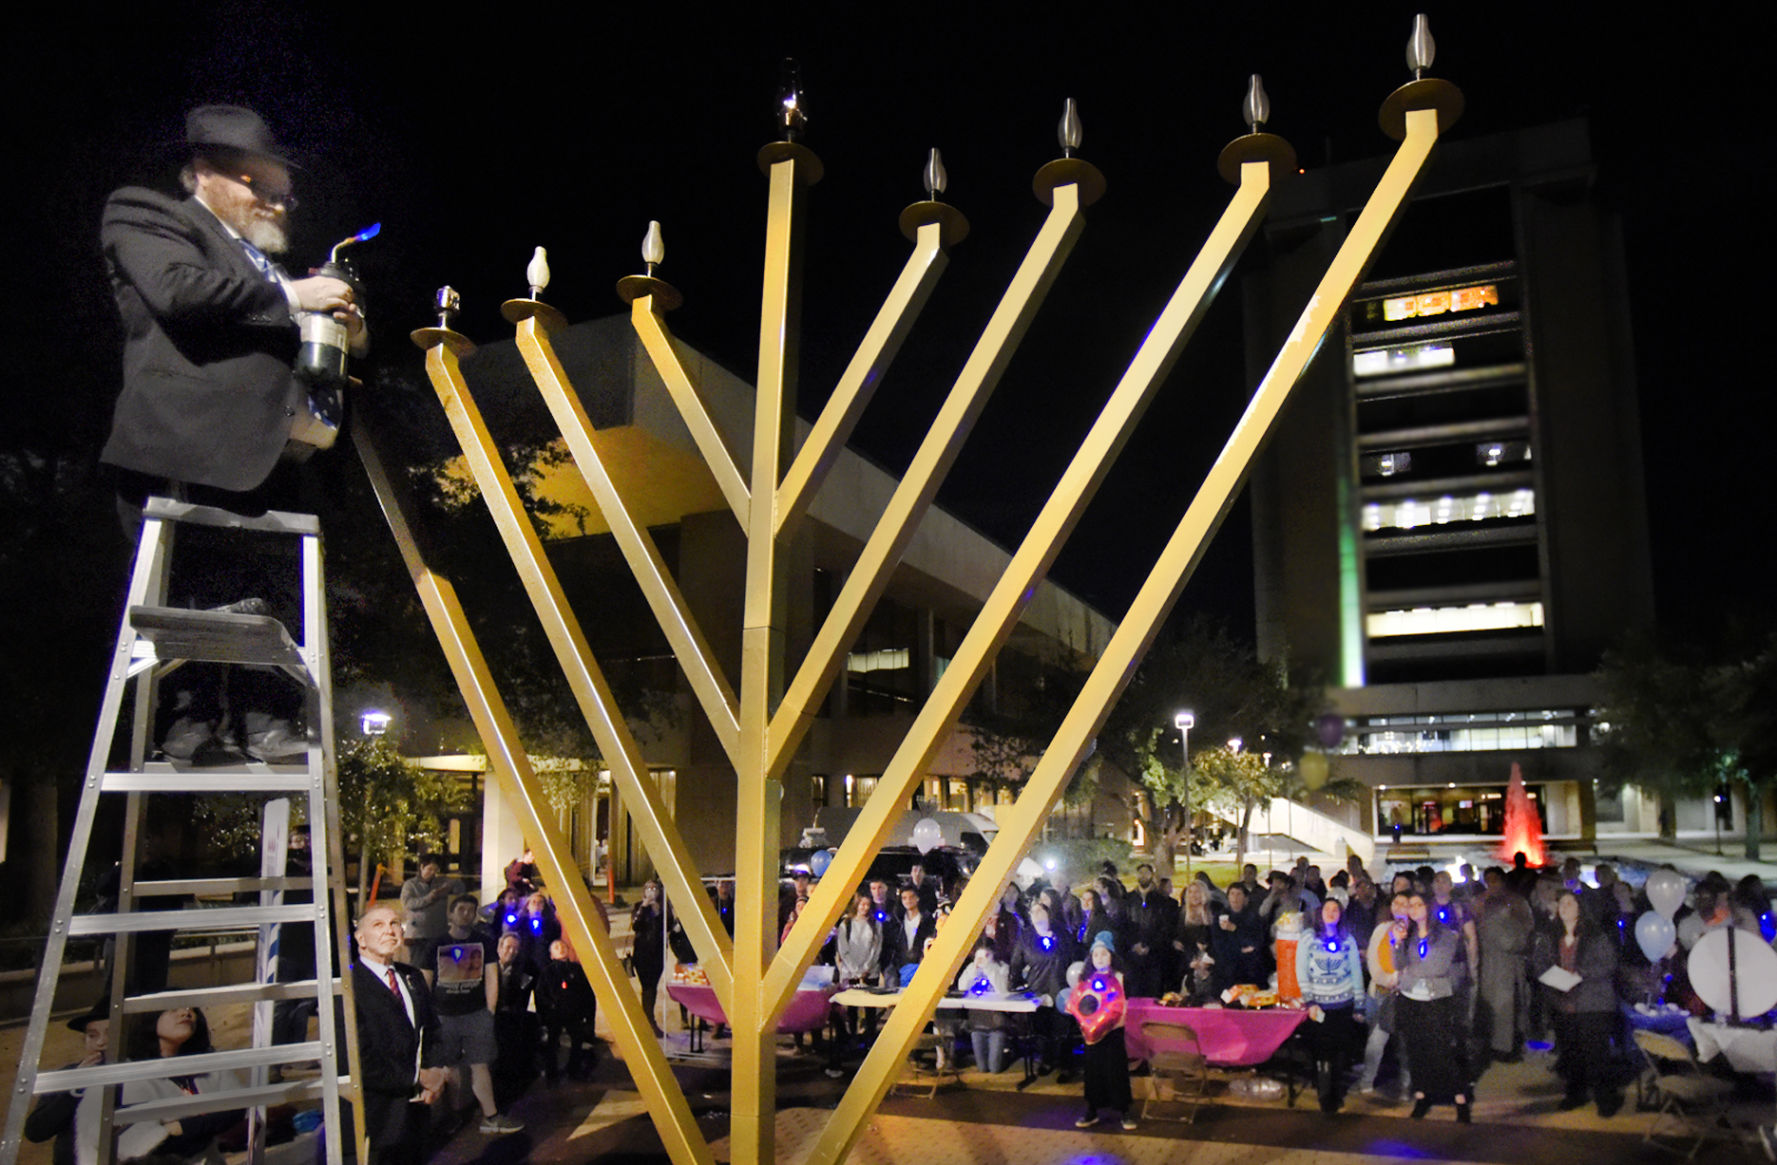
[1533,891,1624,1116]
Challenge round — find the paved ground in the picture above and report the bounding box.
[409,1027,1775,1165]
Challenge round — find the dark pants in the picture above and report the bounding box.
[357,1090,427,1165]
[113,469,307,741]
[1399,994,1470,1104]
[492,1012,538,1105]
[1081,1027,1133,1116]
[1306,1003,1358,1110]
[1552,1009,1620,1104]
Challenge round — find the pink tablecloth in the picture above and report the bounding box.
[1123,1001,1307,1067]
[665,983,837,1034]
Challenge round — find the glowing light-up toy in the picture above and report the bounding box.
[1068,971,1127,1044]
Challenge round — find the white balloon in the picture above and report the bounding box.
[1645,869,1687,919]
[1634,910,1676,963]
[911,817,944,854]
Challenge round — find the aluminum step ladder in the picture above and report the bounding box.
[1,497,364,1165]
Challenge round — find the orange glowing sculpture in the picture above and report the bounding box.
[1495,762,1546,866]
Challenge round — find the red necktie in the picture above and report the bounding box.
[386,968,400,995]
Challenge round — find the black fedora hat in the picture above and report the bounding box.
[66,994,110,1033]
[184,104,296,168]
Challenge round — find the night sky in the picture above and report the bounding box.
[11,2,1774,639]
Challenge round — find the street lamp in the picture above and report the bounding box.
[1175,710,1195,876]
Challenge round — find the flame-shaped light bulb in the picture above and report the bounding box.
[1057,97,1083,156]
[526,247,550,300]
[777,58,807,141]
[1243,75,1270,133]
[434,286,459,329]
[1406,14,1435,78]
[642,221,664,275]
[923,148,947,198]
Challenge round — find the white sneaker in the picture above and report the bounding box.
[1074,1114,1099,1129]
[480,1113,523,1134]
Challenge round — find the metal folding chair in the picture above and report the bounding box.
[1140,1020,1210,1123]
[1632,1028,1736,1161]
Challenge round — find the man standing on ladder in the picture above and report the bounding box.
[97,103,366,764]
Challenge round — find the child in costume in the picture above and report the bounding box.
[1066,932,1135,1130]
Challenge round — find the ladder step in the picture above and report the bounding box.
[103,768,316,793]
[143,496,321,535]
[68,903,316,936]
[129,606,310,673]
[35,1042,327,1093]
[132,874,323,896]
[114,1078,328,1127]
[120,978,343,1014]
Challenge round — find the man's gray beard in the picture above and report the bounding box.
[242,217,289,255]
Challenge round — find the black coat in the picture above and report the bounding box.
[1010,929,1077,999]
[99,188,307,492]
[349,961,443,1098]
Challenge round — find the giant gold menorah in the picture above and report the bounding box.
[356,19,1461,1165]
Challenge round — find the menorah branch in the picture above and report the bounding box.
[775,218,952,538]
[415,339,736,1006]
[766,160,1275,1015]
[351,422,717,1165]
[632,300,753,526]
[764,183,1086,788]
[513,313,744,766]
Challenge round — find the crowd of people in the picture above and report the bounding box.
[663,851,1773,1129]
[28,846,1774,1161]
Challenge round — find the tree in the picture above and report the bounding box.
[0,447,128,925]
[336,736,468,904]
[1099,615,1326,875]
[1597,628,1776,861]
[963,657,1089,811]
[1192,745,1281,873]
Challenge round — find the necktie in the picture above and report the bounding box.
[386,968,400,995]
[237,238,280,283]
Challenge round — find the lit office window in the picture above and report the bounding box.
[1366,601,1544,638]
[1476,439,1531,467]
[1353,343,1456,377]
[847,648,910,673]
[1361,450,1413,479]
[1362,488,1536,531]
[1340,709,1579,754]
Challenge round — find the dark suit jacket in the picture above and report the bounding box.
[100,187,306,493]
[891,913,937,969]
[350,961,443,1097]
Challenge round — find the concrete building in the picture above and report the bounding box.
[405,315,1122,891]
[1243,119,1714,851]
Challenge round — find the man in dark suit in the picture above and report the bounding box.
[102,104,364,516]
[350,902,448,1165]
[892,886,937,975]
[100,104,365,762]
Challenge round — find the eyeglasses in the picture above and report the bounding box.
[234,172,298,210]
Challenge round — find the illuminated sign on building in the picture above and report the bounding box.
[1381,283,1500,322]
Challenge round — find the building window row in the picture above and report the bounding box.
[1362,488,1536,532]
[1340,708,1583,755]
[1366,600,1544,639]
